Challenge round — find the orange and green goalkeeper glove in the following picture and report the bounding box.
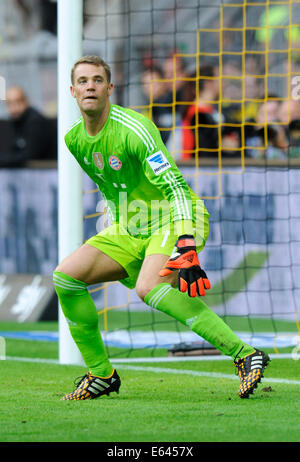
[159,235,211,297]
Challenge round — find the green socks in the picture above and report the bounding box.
[53,271,254,372]
[144,283,255,360]
[53,271,113,377]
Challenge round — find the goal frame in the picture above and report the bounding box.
[57,0,84,365]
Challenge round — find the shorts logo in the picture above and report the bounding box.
[109,155,122,170]
[93,152,104,170]
[146,150,171,176]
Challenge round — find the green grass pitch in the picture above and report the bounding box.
[1,321,300,443]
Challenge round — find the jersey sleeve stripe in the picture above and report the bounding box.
[168,171,192,220]
[112,107,156,150]
[111,115,153,152]
[163,172,186,220]
[163,171,192,220]
[111,107,157,151]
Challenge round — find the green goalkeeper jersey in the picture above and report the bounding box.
[65,103,208,237]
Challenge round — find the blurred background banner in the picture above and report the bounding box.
[0,168,58,275]
[0,274,56,322]
[0,169,98,275]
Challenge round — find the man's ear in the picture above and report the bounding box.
[70,85,75,98]
[108,82,114,96]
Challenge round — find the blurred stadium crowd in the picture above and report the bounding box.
[140,56,300,161]
[1,0,300,167]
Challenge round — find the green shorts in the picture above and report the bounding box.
[86,218,209,289]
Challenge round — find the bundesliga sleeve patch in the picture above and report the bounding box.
[146,150,171,176]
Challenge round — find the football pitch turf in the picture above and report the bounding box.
[1,321,300,443]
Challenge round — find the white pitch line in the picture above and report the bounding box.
[5,356,60,364]
[4,355,300,385]
[115,364,300,385]
[5,352,296,364]
[112,353,297,362]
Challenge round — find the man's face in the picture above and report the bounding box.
[70,63,113,115]
[6,87,28,119]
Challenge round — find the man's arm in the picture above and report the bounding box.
[129,114,210,297]
[129,115,194,235]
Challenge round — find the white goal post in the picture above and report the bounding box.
[57,0,84,365]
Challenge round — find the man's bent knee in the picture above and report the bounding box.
[54,263,68,275]
[136,278,177,302]
[136,283,153,302]
[54,264,79,283]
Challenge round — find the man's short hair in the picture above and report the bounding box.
[71,55,111,84]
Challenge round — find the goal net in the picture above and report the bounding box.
[75,0,300,359]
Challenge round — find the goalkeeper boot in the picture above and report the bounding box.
[61,369,121,401]
[234,349,270,399]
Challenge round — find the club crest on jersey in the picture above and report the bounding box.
[109,155,122,170]
[146,150,171,175]
[93,152,104,170]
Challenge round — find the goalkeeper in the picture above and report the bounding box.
[53,55,270,401]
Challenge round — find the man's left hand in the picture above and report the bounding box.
[159,235,211,297]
